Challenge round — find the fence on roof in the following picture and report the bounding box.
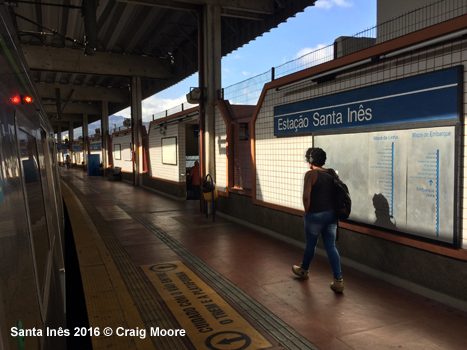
[223,0,467,105]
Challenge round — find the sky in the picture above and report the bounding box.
[94,0,377,129]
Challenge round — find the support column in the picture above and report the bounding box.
[83,113,88,169]
[199,4,222,180]
[131,76,142,186]
[68,122,74,143]
[57,126,62,163]
[101,100,109,174]
[68,122,74,163]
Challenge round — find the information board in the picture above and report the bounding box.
[314,126,456,244]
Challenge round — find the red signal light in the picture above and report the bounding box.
[11,95,21,104]
[10,95,33,104]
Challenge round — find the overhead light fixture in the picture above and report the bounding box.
[311,73,336,84]
[186,87,205,104]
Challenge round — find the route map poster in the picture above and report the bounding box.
[314,126,456,244]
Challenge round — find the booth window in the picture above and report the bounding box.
[239,123,249,140]
[123,143,132,161]
[114,144,121,160]
[162,137,177,165]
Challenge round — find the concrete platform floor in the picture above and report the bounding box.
[61,168,467,350]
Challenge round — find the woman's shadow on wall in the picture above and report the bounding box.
[372,193,397,230]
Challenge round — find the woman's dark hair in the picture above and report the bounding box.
[305,147,326,167]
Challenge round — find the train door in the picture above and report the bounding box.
[16,126,53,321]
[40,128,66,309]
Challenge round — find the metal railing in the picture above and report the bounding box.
[377,0,467,43]
[142,102,194,124]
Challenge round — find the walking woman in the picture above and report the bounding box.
[292,147,344,293]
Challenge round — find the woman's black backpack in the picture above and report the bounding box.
[326,169,351,220]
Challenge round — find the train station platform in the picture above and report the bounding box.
[60,168,467,350]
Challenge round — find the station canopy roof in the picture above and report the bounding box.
[6,0,316,132]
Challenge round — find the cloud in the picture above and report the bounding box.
[70,94,188,138]
[242,71,250,76]
[112,94,188,123]
[294,44,333,68]
[143,95,187,117]
[315,0,353,10]
[226,53,243,60]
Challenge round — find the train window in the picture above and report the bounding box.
[39,128,60,238]
[17,129,51,301]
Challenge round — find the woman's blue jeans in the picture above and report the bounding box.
[302,210,342,279]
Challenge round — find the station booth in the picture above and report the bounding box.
[107,101,255,202]
[71,141,84,168]
[111,128,134,181]
[143,107,200,199]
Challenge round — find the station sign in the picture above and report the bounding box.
[90,143,102,151]
[274,67,460,136]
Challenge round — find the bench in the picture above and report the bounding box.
[113,167,122,180]
[108,167,122,181]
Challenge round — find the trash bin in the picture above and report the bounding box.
[202,181,218,202]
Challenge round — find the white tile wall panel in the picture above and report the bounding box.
[148,123,185,183]
[112,132,133,172]
[214,106,227,191]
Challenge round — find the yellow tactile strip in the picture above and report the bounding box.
[142,262,273,350]
[61,181,186,350]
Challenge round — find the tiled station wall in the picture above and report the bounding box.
[253,38,467,249]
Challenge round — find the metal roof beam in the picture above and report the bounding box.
[221,8,264,20]
[35,83,128,103]
[44,102,101,115]
[22,45,173,79]
[115,0,198,11]
[115,0,275,15]
[49,115,91,124]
